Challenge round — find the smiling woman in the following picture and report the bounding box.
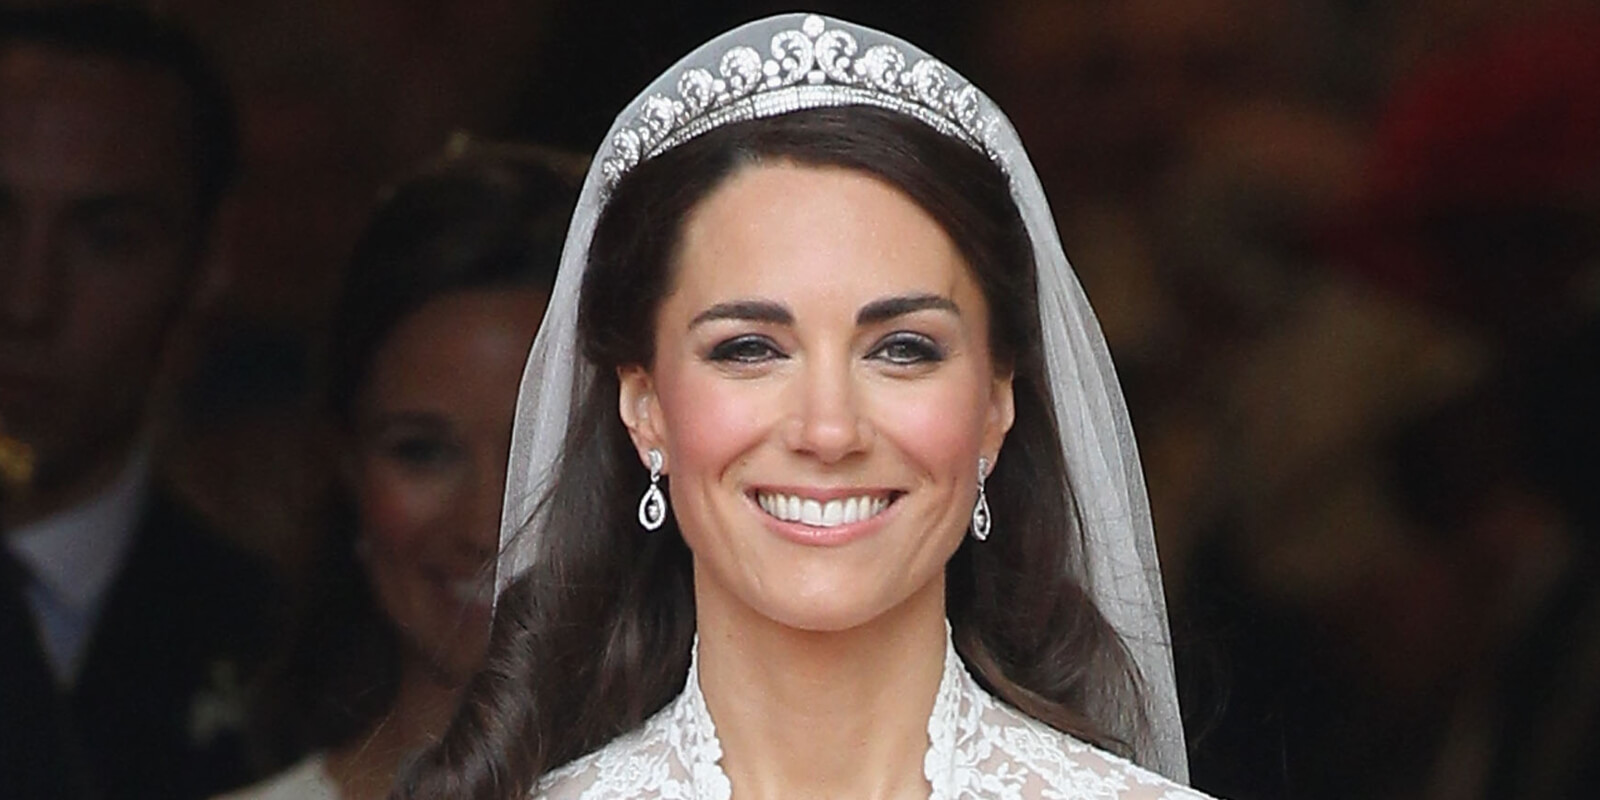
[221,141,577,800]
[398,13,1209,800]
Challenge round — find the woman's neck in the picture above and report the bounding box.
[694,575,949,800]
[326,658,462,800]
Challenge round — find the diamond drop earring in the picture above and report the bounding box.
[637,448,668,531]
[971,457,992,541]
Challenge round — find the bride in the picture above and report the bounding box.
[398,13,1211,800]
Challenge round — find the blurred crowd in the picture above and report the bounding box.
[2,0,1595,798]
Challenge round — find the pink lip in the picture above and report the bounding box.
[745,487,902,548]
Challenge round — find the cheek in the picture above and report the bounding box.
[871,377,992,476]
[70,265,186,367]
[357,463,452,560]
[655,369,774,477]
[54,272,185,418]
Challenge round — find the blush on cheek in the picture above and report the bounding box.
[656,371,775,475]
[871,381,991,468]
[358,469,442,552]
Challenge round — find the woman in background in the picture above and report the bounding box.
[220,142,578,800]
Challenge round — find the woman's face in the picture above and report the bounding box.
[621,163,1014,634]
[354,288,546,684]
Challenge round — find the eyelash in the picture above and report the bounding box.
[377,432,464,470]
[704,332,945,366]
[707,334,786,364]
[869,332,945,365]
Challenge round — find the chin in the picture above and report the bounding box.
[747,580,912,634]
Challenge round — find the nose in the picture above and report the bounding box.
[0,223,61,334]
[784,352,872,463]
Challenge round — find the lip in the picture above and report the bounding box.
[746,485,903,547]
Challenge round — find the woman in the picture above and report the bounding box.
[403,14,1208,800]
[221,142,579,800]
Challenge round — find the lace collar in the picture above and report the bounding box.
[535,626,1209,799]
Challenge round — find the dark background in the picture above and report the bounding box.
[19,1,1600,797]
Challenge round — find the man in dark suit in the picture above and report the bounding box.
[1,7,282,798]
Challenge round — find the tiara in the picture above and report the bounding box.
[599,14,999,187]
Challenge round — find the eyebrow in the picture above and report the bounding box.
[363,410,451,434]
[856,293,959,325]
[689,300,794,328]
[688,293,960,329]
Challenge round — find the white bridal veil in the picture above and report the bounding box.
[495,12,1188,782]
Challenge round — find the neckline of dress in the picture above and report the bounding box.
[679,623,967,800]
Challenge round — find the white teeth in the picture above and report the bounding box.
[801,498,822,526]
[822,500,843,526]
[754,491,893,528]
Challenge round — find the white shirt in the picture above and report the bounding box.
[537,630,1213,799]
[6,450,149,685]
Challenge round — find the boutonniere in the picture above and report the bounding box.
[188,659,248,747]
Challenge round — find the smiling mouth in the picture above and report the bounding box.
[754,490,899,528]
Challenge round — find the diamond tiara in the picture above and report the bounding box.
[598,14,1000,188]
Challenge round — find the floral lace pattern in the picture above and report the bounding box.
[535,632,1211,799]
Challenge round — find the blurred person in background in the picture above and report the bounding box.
[0,6,283,799]
[968,1,1598,797]
[219,141,576,800]
[1130,3,1600,798]
[1343,8,1600,797]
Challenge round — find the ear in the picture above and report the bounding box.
[617,365,668,470]
[982,370,1016,466]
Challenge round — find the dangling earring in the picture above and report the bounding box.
[971,457,992,541]
[637,448,667,531]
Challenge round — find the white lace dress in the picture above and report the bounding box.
[535,634,1212,799]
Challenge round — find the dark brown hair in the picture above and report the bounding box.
[395,106,1146,799]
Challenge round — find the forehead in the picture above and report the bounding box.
[673,163,971,301]
[0,43,196,204]
[365,289,547,405]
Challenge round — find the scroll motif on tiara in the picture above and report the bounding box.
[600,14,996,187]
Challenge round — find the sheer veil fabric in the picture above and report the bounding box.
[496,12,1189,783]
